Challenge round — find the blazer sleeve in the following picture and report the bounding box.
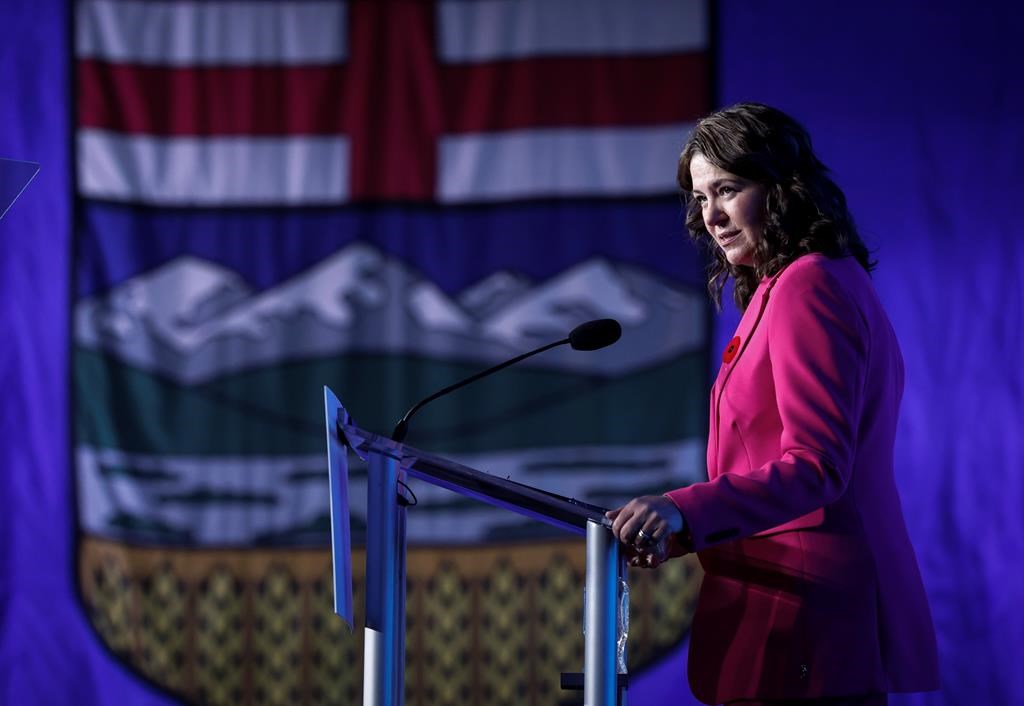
[665,262,870,552]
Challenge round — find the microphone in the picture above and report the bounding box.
[391,318,622,443]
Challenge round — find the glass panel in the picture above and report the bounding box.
[0,158,40,220]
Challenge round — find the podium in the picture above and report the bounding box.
[324,387,628,706]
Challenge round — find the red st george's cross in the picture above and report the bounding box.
[77,1,708,201]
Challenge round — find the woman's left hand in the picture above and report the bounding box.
[606,495,685,550]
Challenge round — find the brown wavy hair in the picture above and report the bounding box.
[677,103,875,311]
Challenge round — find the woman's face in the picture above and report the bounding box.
[688,153,766,268]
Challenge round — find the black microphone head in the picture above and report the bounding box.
[568,319,622,351]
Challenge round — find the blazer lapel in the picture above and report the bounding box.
[716,278,778,396]
[707,275,781,479]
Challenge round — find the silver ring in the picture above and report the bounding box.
[636,529,651,545]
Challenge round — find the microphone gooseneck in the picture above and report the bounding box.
[390,318,621,443]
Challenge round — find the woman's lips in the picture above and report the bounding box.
[717,231,740,246]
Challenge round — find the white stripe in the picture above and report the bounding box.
[76,0,347,66]
[438,0,707,62]
[78,130,349,205]
[438,124,692,203]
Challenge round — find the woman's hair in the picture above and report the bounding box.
[677,102,875,311]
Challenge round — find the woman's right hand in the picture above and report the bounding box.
[606,494,684,568]
[623,537,670,569]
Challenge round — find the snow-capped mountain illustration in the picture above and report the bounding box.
[483,258,647,345]
[86,256,254,343]
[458,271,533,319]
[408,280,474,334]
[75,243,705,384]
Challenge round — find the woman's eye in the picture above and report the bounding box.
[720,186,735,196]
[693,193,707,204]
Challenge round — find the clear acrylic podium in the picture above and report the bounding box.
[324,387,628,706]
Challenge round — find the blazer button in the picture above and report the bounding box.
[799,664,809,680]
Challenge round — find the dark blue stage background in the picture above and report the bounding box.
[2,2,1021,705]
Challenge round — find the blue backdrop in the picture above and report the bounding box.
[2,1,1021,705]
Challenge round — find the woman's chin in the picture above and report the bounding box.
[725,251,755,268]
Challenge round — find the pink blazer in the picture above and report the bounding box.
[665,254,939,704]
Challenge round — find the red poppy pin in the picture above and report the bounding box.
[722,336,741,363]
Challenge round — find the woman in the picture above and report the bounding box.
[607,104,939,705]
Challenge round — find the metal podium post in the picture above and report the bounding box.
[363,452,406,706]
[584,520,621,706]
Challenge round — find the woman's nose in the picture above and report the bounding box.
[704,201,726,228]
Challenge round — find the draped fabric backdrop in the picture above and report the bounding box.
[2,2,1022,706]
